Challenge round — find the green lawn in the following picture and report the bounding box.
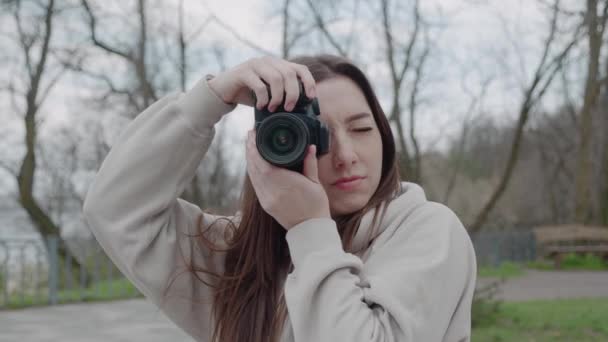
[478,254,608,279]
[1,278,142,310]
[472,297,608,341]
[478,262,526,279]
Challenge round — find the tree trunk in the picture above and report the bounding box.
[600,132,608,226]
[602,47,608,226]
[575,0,604,224]
[19,97,90,287]
[13,0,91,286]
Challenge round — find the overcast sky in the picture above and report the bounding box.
[1,0,586,200]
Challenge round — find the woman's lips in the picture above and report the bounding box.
[334,177,365,190]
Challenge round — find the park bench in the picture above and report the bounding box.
[532,224,608,269]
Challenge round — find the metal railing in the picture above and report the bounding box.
[471,230,537,267]
[1,230,540,309]
[0,236,142,309]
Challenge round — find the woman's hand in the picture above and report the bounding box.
[207,56,317,111]
[246,129,331,231]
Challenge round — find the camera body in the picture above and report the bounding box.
[254,83,331,173]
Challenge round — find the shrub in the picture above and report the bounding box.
[472,277,505,328]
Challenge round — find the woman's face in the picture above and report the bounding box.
[315,76,383,218]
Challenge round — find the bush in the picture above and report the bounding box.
[471,277,505,328]
[561,252,607,270]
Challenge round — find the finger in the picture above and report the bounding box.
[246,130,261,168]
[273,61,300,112]
[291,63,316,99]
[243,72,269,110]
[246,134,267,195]
[247,130,273,174]
[302,145,319,183]
[246,131,260,174]
[252,59,284,112]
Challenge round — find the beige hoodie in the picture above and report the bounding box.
[82,75,477,342]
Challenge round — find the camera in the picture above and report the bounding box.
[253,82,331,173]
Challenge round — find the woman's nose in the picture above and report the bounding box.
[332,137,358,168]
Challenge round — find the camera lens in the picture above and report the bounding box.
[271,127,296,153]
[256,114,309,168]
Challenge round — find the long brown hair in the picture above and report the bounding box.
[178,54,401,342]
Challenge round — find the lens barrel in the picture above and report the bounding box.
[256,113,309,169]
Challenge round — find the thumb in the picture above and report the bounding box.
[303,145,320,183]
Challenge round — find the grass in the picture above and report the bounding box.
[475,255,608,341]
[1,278,142,310]
[478,262,526,279]
[1,248,146,310]
[472,297,608,341]
[527,253,608,271]
[478,253,608,279]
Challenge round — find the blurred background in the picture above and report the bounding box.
[1,0,607,341]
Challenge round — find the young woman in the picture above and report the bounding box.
[83,54,477,342]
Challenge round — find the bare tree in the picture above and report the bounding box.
[278,0,323,58]
[281,0,293,58]
[602,53,608,225]
[468,0,584,234]
[443,76,493,204]
[530,108,578,223]
[0,0,88,275]
[79,0,157,114]
[524,66,582,224]
[379,0,429,183]
[574,0,608,223]
[36,126,88,222]
[75,0,246,210]
[303,0,351,57]
[174,0,211,206]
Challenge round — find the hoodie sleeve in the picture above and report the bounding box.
[283,202,477,342]
[82,75,237,341]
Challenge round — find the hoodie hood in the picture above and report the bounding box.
[350,181,428,253]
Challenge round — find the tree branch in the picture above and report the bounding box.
[408,28,429,182]
[304,0,348,57]
[399,0,421,84]
[469,0,581,233]
[14,1,34,79]
[81,0,132,60]
[30,0,55,100]
[36,67,67,108]
[208,14,276,56]
[0,159,18,178]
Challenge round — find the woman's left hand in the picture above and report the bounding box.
[246,129,331,231]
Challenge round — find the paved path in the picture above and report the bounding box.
[476,269,608,302]
[0,299,192,342]
[2,270,608,341]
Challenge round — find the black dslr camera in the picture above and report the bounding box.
[254,82,331,173]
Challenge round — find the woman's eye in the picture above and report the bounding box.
[353,127,373,133]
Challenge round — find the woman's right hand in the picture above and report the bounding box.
[207,56,317,112]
